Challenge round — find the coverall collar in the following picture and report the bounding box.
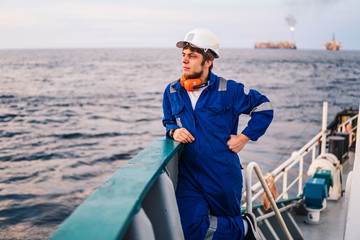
[207,71,217,89]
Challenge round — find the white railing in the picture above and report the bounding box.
[243,102,359,210]
[242,102,329,208]
[337,113,358,146]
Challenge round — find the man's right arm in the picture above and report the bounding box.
[162,87,195,143]
[162,87,180,136]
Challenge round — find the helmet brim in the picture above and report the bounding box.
[176,41,188,49]
[176,41,219,58]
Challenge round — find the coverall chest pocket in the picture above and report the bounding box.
[206,104,232,133]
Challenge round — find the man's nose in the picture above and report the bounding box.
[182,55,189,63]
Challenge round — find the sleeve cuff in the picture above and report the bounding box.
[241,128,259,141]
[165,124,180,139]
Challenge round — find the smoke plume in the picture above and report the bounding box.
[285,14,297,27]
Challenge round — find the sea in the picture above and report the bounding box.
[1,48,360,239]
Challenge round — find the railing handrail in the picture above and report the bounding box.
[337,114,358,145]
[246,162,293,240]
[49,139,182,240]
[336,113,358,132]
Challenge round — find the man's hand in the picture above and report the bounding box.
[173,128,195,144]
[227,134,250,153]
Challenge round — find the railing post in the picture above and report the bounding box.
[246,164,254,212]
[283,171,289,200]
[312,146,316,163]
[321,101,328,155]
[123,208,155,240]
[142,172,184,240]
[298,157,303,196]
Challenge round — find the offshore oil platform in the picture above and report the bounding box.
[324,34,341,51]
[255,15,297,50]
[254,41,296,49]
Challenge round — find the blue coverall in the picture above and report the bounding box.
[162,72,274,240]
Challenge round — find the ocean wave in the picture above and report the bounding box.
[0,114,19,122]
[62,172,99,181]
[0,131,27,138]
[5,153,66,162]
[1,172,39,184]
[53,132,146,139]
[0,95,15,99]
[0,202,71,226]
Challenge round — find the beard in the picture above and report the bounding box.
[184,69,203,79]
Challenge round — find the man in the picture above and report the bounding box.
[162,28,273,240]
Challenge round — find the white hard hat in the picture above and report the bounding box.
[176,28,219,58]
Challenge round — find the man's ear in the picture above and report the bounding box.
[204,59,213,69]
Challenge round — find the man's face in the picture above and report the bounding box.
[182,48,205,79]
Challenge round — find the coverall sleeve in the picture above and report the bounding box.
[162,85,180,138]
[231,82,274,141]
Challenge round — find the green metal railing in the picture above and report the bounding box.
[49,139,182,240]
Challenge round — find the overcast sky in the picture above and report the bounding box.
[0,0,359,50]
